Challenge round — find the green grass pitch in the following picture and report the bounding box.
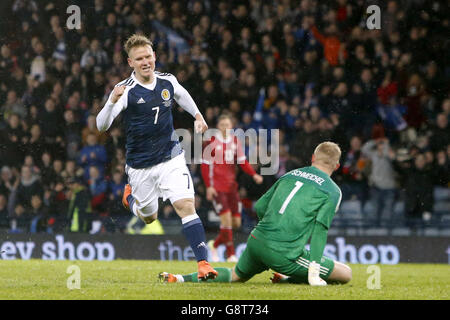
[0,260,448,300]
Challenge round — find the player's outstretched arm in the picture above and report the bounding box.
[308,190,341,286]
[96,85,126,132]
[200,161,217,201]
[309,220,328,264]
[194,112,208,134]
[308,221,328,286]
[236,139,263,183]
[171,75,207,133]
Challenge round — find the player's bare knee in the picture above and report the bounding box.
[142,213,157,224]
[343,266,352,283]
[339,264,352,284]
[173,198,195,218]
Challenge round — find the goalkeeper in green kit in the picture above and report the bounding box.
[159,142,352,286]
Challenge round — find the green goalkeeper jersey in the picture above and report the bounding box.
[251,166,342,260]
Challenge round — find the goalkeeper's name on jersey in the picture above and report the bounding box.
[287,169,325,186]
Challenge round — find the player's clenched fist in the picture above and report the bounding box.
[111,85,126,103]
[194,119,208,134]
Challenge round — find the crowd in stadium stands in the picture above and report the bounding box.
[0,0,448,234]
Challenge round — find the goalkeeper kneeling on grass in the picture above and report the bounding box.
[160,142,352,286]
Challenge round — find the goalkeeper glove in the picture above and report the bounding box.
[308,261,327,286]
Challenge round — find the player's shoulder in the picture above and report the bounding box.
[154,70,174,77]
[115,75,136,88]
[328,180,342,201]
[155,70,177,82]
[155,71,180,90]
[316,176,341,207]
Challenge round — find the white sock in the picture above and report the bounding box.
[181,213,199,225]
[132,203,139,217]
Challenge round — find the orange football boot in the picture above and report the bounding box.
[122,184,132,210]
[197,260,218,281]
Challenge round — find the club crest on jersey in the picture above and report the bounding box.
[161,89,170,101]
[161,89,172,107]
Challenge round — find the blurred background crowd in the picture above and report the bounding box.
[0,0,448,235]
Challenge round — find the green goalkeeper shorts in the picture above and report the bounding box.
[235,234,335,283]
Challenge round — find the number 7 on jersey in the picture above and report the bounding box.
[152,107,159,124]
[279,181,304,214]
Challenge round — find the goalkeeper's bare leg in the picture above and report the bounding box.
[327,261,352,284]
[272,261,352,285]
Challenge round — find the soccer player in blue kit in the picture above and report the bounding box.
[96,34,217,280]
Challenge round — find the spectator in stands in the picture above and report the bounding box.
[26,124,47,164]
[110,147,126,171]
[66,177,91,233]
[0,166,16,200]
[80,38,109,71]
[52,159,64,181]
[289,120,322,169]
[82,114,107,146]
[10,202,29,233]
[63,109,82,161]
[87,165,107,214]
[0,194,9,230]
[40,152,56,189]
[394,153,435,226]
[105,126,125,161]
[14,165,43,213]
[1,90,26,119]
[429,113,449,153]
[0,113,26,168]
[23,154,40,177]
[340,136,369,204]
[0,44,18,85]
[362,138,398,226]
[29,194,49,233]
[46,179,69,233]
[61,160,82,182]
[105,169,129,233]
[309,19,346,67]
[434,151,449,187]
[79,133,107,180]
[38,97,65,158]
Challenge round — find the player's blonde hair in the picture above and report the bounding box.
[124,34,153,56]
[313,141,341,169]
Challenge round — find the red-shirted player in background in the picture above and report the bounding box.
[201,113,263,262]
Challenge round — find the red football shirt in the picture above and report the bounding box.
[201,134,256,192]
